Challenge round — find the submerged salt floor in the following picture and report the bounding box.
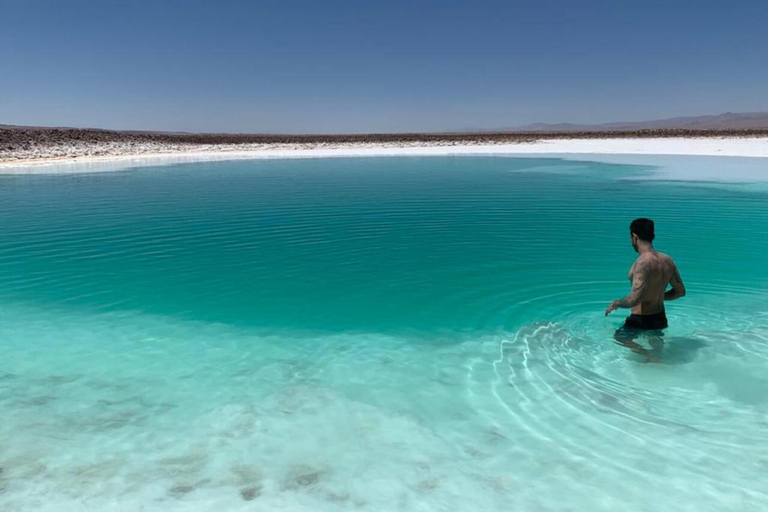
[1,156,767,511]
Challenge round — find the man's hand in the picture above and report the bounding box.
[664,264,686,301]
[605,301,620,317]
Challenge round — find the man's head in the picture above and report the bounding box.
[629,218,655,252]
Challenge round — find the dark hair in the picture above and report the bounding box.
[630,218,655,242]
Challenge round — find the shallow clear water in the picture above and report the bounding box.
[1,156,767,511]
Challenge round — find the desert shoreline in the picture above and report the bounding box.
[1,136,767,176]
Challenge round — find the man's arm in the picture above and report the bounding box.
[605,261,649,316]
[664,264,686,301]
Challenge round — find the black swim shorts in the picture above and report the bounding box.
[621,311,668,331]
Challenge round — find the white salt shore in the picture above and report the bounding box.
[1,137,767,183]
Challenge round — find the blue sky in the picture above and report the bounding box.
[1,0,767,133]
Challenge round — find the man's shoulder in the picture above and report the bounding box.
[654,251,677,268]
[638,251,675,266]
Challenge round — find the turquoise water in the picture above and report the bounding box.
[1,156,767,511]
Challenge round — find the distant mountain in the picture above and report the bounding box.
[0,124,192,135]
[508,112,768,132]
[3,111,768,135]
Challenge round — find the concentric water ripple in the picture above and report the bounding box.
[1,156,768,511]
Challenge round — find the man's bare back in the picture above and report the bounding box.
[625,251,682,315]
[605,218,686,319]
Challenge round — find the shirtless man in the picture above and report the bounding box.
[605,218,686,352]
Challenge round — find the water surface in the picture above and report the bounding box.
[1,156,767,511]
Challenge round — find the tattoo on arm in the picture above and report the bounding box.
[615,261,649,308]
[665,265,686,301]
